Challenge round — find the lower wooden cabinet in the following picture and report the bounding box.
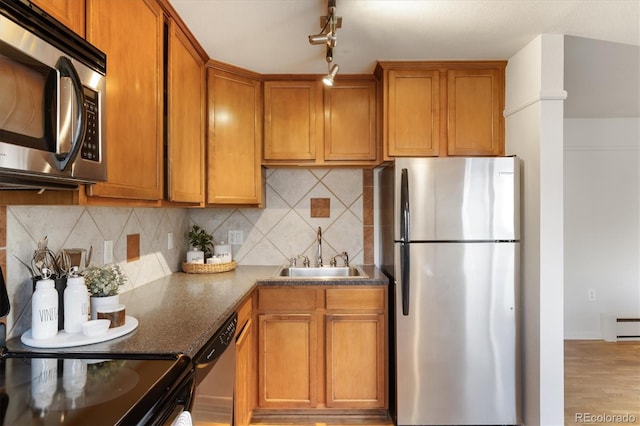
[235,293,255,426]
[256,286,387,412]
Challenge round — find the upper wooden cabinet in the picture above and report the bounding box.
[263,77,379,166]
[324,78,378,163]
[166,19,205,204]
[263,80,322,162]
[207,64,263,205]
[385,69,441,157]
[85,0,164,201]
[376,61,506,159]
[29,0,85,36]
[446,67,503,156]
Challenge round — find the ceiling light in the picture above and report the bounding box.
[308,0,343,85]
[323,64,339,87]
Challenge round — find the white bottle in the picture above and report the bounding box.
[64,267,89,334]
[32,268,58,340]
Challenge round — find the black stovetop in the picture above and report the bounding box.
[0,353,192,426]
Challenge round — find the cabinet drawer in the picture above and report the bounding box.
[326,288,385,310]
[258,288,318,311]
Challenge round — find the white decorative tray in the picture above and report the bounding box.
[21,316,138,348]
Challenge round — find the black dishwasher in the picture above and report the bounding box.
[189,311,237,425]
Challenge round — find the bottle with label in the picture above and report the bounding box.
[64,267,89,334]
[32,268,58,340]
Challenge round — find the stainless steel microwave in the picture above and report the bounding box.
[0,1,106,190]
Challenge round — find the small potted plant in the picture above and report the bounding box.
[83,264,127,319]
[187,225,215,262]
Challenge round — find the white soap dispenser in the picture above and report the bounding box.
[32,268,59,340]
[64,266,89,334]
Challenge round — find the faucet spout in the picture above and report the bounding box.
[316,227,323,267]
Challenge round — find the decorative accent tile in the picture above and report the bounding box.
[127,234,141,262]
[295,183,346,230]
[310,198,331,218]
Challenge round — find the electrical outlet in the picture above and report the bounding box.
[168,232,174,250]
[587,288,596,301]
[103,240,113,264]
[228,230,244,245]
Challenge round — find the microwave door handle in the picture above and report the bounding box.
[55,57,86,171]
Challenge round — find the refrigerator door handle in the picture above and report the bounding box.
[400,242,410,316]
[400,168,410,315]
[400,168,410,243]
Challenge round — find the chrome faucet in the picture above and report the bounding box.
[330,251,349,267]
[316,227,323,267]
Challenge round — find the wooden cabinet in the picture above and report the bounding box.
[376,61,505,159]
[257,287,318,408]
[324,78,378,163]
[263,77,379,166]
[166,19,205,204]
[256,286,386,412]
[30,0,85,36]
[85,0,164,201]
[235,292,256,426]
[263,80,323,162]
[385,69,441,156]
[207,64,263,205]
[325,288,386,408]
[446,68,503,156]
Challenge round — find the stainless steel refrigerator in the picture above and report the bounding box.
[380,157,521,426]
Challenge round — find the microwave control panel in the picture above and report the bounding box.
[80,87,100,162]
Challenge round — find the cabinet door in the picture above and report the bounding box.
[447,68,504,156]
[324,79,378,163]
[30,0,85,36]
[207,68,263,205]
[387,69,440,157]
[325,313,385,408]
[86,0,163,201]
[263,81,323,162]
[235,317,253,426]
[167,20,205,203]
[258,313,317,408]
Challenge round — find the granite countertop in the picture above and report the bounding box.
[6,265,388,359]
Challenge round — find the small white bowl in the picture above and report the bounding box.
[82,319,111,337]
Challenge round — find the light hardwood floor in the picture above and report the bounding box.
[565,340,640,426]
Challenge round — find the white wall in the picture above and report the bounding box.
[505,34,566,426]
[564,118,640,339]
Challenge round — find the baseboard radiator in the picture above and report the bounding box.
[601,313,640,342]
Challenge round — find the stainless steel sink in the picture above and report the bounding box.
[275,266,368,278]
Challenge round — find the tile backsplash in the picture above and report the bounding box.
[2,168,368,339]
[190,168,366,266]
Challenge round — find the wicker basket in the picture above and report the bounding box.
[182,260,237,274]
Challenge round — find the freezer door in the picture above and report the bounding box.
[394,157,520,241]
[394,242,519,425]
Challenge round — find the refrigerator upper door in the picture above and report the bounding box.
[394,157,520,241]
[394,241,519,425]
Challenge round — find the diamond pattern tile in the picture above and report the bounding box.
[3,168,367,340]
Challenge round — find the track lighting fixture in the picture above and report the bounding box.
[308,0,342,86]
[323,64,339,87]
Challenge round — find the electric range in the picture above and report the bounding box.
[0,353,194,426]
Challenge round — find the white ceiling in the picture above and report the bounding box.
[168,0,640,117]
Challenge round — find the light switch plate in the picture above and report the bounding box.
[103,240,113,264]
[228,230,243,245]
[168,232,174,250]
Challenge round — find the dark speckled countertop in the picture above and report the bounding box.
[6,265,388,359]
